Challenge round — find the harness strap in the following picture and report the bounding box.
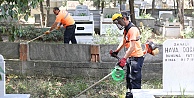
[57,12,69,26]
[124,22,140,43]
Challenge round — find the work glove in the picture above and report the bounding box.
[118,58,126,68]
[109,50,118,57]
[44,30,50,35]
[55,26,60,30]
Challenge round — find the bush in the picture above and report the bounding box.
[93,25,122,44]
[0,23,64,42]
[181,26,194,39]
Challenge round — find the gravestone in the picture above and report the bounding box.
[100,8,124,35]
[159,11,173,19]
[163,39,194,92]
[72,5,94,44]
[0,55,5,96]
[0,54,30,98]
[66,1,80,10]
[74,5,90,16]
[132,39,194,98]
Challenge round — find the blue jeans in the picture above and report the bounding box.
[126,56,144,89]
[64,24,77,44]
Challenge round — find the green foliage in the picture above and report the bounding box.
[93,25,121,44]
[0,67,4,74]
[105,14,114,18]
[138,22,165,44]
[0,0,44,42]
[0,65,4,80]
[93,24,163,45]
[181,27,194,39]
[192,12,194,17]
[138,13,153,19]
[0,23,64,42]
[17,26,64,42]
[139,25,153,44]
[0,0,43,21]
[79,13,86,16]
[62,80,88,97]
[0,22,23,42]
[0,62,5,80]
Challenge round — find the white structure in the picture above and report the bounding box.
[0,55,5,96]
[132,39,194,98]
[0,54,30,98]
[100,8,123,35]
[163,39,194,92]
[71,5,94,44]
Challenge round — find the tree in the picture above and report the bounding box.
[177,0,184,29]
[0,0,43,42]
[189,0,194,7]
[39,1,44,27]
[0,0,43,21]
[45,0,50,27]
[128,0,136,25]
[151,0,155,15]
[93,0,101,10]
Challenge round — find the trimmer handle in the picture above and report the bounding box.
[109,50,120,60]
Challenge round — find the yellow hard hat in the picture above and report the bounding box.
[112,13,122,21]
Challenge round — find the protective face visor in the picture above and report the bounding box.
[113,18,126,30]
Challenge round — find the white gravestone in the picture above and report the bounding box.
[0,55,5,96]
[0,54,30,98]
[72,5,94,44]
[100,8,124,35]
[163,39,194,92]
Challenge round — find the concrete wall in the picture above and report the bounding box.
[0,42,163,80]
[0,42,20,59]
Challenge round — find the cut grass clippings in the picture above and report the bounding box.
[6,74,162,98]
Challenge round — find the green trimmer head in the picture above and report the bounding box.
[111,66,125,81]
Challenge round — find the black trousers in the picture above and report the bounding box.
[64,24,77,44]
[126,56,144,89]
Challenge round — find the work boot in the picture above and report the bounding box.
[125,92,133,98]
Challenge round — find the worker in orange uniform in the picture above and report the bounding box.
[44,7,77,44]
[110,12,145,98]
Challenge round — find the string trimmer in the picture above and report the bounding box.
[74,56,125,98]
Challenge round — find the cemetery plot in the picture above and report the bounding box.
[100,8,123,35]
[0,54,30,98]
[72,5,94,34]
[163,39,194,92]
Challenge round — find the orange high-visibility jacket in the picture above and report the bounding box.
[124,27,144,57]
[55,11,75,28]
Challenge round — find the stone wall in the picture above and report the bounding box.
[0,42,163,80]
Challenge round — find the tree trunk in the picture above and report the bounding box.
[174,0,177,15]
[191,0,194,6]
[39,1,44,27]
[45,0,50,27]
[177,0,184,29]
[97,0,100,10]
[101,1,105,13]
[119,0,122,11]
[176,0,179,15]
[129,0,136,25]
[0,33,3,41]
[151,0,155,15]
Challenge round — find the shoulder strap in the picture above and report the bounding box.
[124,22,141,42]
[124,22,135,34]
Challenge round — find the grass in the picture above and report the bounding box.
[6,74,193,98]
[5,74,163,98]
